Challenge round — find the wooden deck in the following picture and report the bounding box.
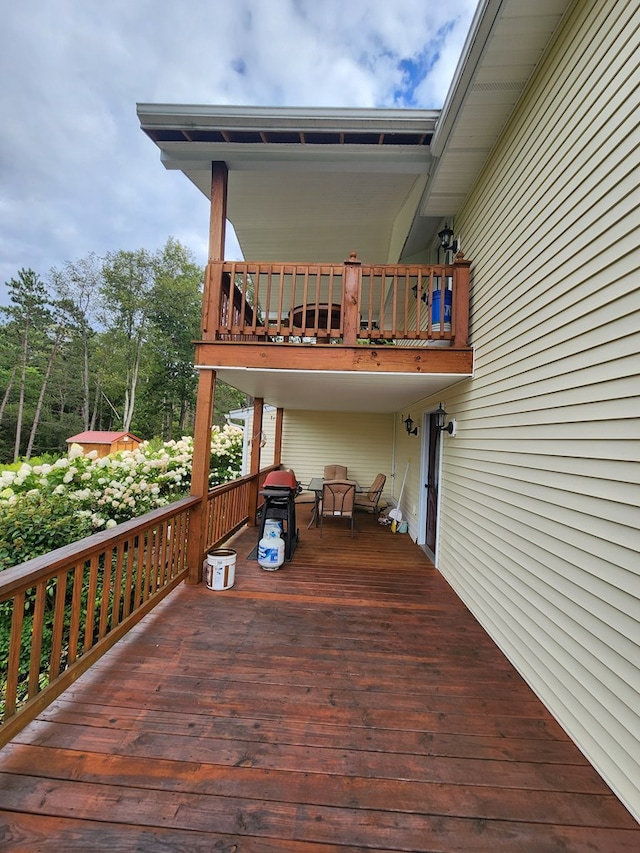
[0,506,638,851]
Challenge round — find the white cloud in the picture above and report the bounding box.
[0,0,478,300]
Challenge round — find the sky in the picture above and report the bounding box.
[0,0,478,303]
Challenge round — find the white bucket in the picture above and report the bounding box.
[205,548,236,590]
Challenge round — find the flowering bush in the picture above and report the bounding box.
[0,426,243,570]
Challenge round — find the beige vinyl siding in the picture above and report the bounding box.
[434,0,640,820]
[281,410,394,501]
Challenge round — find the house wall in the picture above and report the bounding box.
[281,411,394,502]
[428,0,640,819]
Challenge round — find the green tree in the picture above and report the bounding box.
[24,300,73,459]
[2,269,51,461]
[50,253,102,431]
[144,238,203,439]
[100,249,155,432]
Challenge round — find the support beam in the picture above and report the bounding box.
[247,398,264,527]
[452,253,471,346]
[274,408,284,467]
[186,369,216,584]
[342,252,361,347]
[186,161,229,584]
[209,162,228,262]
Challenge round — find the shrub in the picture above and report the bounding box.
[0,492,94,570]
[0,425,243,570]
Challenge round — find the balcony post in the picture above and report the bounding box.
[343,252,361,346]
[452,252,471,346]
[274,407,284,466]
[247,397,264,527]
[187,369,217,584]
[186,163,230,582]
[208,162,227,262]
[202,162,228,340]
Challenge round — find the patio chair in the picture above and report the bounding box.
[354,473,386,513]
[324,464,348,480]
[319,480,356,537]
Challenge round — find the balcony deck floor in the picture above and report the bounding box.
[0,505,638,851]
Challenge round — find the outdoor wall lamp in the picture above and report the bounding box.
[411,281,428,303]
[403,414,418,436]
[438,224,459,255]
[435,403,456,436]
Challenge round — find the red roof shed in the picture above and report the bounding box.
[66,431,142,458]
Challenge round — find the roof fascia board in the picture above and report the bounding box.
[137,103,440,134]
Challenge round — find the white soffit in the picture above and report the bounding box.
[421,0,574,218]
[196,365,469,413]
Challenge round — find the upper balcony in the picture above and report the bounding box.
[195,254,473,407]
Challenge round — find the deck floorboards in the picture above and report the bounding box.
[0,506,638,851]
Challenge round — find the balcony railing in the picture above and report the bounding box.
[0,469,276,745]
[202,253,471,346]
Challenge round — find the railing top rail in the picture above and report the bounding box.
[218,260,457,274]
[220,261,345,274]
[360,263,454,274]
[0,496,199,600]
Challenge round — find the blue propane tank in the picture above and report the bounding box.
[258,526,285,571]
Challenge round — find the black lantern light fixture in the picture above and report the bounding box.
[412,280,428,303]
[435,403,456,436]
[438,223,458,256]
[403,414,418,436]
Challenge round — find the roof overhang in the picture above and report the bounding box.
[137,2,573,265]
[417,0,574,222]
[137,105,439,265]
[137,0,573,413]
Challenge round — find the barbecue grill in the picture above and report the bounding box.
[258,470,300,560]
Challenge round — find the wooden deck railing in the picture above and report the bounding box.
[0,469,275,745]
[202,253,471,346]
[204,466,277,551]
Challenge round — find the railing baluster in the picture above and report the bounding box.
[98,546,113,640]
[111,543,125,630]
[50,570,68,679]
[27,582,46,697]
[5,592,25,719]
[68,563,84,665]
[83,556,100,653]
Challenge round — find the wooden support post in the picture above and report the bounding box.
[202,162,228,340]
[209,162,228,262]
[343,251,362,346]
[452,252,471,346]
[186,369,216,584]
[186,163,229,584]
[274,408,284,467]
[247,398,264,527]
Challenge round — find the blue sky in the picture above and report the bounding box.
[0,0,477,300]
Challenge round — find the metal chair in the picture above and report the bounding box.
[354,473,386,513]
[319,480,356,537]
